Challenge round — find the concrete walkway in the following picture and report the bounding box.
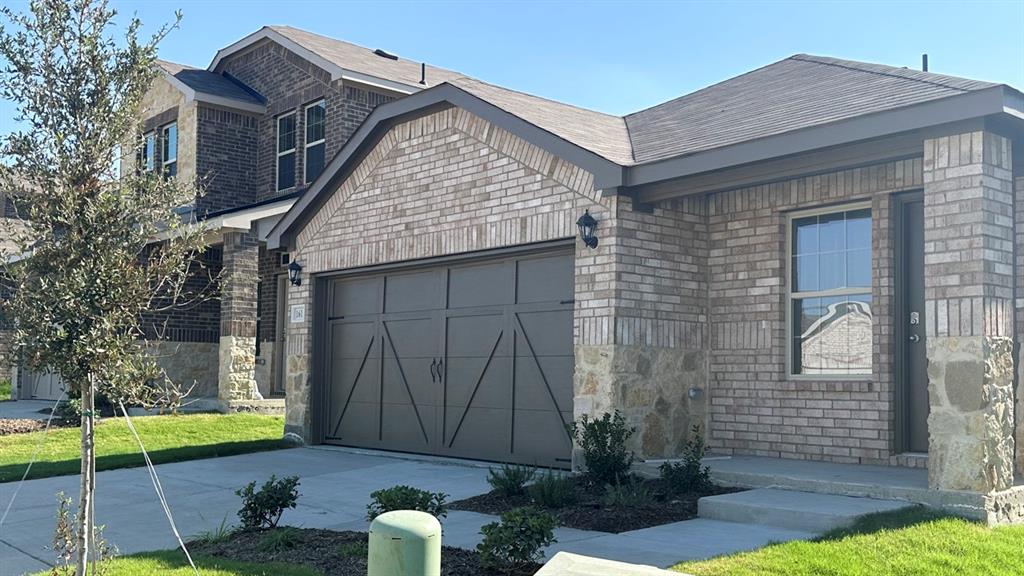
[0,400,56,422]
[0,447,813,575]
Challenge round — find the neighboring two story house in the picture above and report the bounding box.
[114,26,463,410]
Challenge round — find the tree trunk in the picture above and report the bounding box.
[75,379,95,575]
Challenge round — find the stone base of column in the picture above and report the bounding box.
[927,335,1015,493]
[218,334,263,405]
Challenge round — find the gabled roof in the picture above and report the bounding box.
[624,54,1003,164]
[157,60,266,113]
[449,77,635,165]
[208,26,463,94]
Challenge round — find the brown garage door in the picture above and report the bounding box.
[322,248,574,467]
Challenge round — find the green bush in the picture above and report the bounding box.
[478,507,557,573]
[257,527,304,553]
[487,464,536,497]
[193,515,235,545]
[0,379,11,401]
[338,541,368,558]
[366,485,448,521]
[601,477,654,508]
[236,475,301,530]
[659,425,712,495]
[570,411,635,484]
[528,470,576,508]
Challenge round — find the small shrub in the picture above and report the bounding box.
[236,475,301,530]
[478,507,557,573]
[54,398,82,426]
[528,470,576,508]
[366,485,448,521]
[48,491,117,575]
[487,464,536,497]
[258,527,304,553]
[601,477,654,508]
[0,379,11,401]
[338,541,368,558]
[659,425,712,495]
[570,411,635,484]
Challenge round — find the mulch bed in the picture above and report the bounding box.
[0,417,74,436]
[189,527,540,576]
[451,475,740,533]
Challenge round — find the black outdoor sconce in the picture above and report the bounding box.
[576,209,599,249]
[288,260,303,286]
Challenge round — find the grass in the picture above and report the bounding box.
[0,413,288,482]
[674,507,1024,576]
[32,549,317,576]
[0,379,11,401]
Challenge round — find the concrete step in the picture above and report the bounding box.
[698,488,910,533]
[536,552,680,576]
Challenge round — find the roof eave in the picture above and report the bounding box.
[623,85,1015,188]
[156,68,267,114]
[267,83,625,251]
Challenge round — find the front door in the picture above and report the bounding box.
[898,193,928,452]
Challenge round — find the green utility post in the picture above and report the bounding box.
[368,510,442,576]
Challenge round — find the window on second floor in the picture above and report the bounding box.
[277,112,297,191]
[137,131,155,173]
[304,100,326,185]
[161,122,177,178]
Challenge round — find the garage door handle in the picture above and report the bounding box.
[429,359,437,383]
[437,359,443,381]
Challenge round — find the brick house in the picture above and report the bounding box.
[264,49,1024,520]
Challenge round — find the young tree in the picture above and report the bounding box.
[0,1,208,572]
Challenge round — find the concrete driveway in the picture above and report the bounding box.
[0,400,57,422]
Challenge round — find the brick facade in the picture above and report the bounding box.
[195,106,259,216]
[706,159,922,464]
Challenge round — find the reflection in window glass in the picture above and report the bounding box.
[161,123,177,178]
[790,207,872,375]
[277,112,297,191]
[304,101,326,184]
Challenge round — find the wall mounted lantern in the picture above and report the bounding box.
[576,209,599,249]
[288,260,303,286]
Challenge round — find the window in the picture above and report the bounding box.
[161,122,177,177]
[304,100,326,184]
[789,204,872,376]
[277,112,297,191]
[137,131,155,173]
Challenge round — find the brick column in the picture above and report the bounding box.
[924,130,1015,492]
[218,230,262,405]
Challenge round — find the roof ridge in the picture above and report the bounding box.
[790,54,978,94]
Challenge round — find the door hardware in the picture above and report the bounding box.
[436,358,444,381]
[909,311,919,325]
[908,334,920,343]
[429,359,437,383]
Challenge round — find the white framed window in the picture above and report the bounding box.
[787,202,872,377]
[304,100,326,185]
[276,111,297,191]
[161,122,177,178]
[137,131,155,173]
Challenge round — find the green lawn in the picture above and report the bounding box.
[32,550,316,576]
[0,379,11,401]
[0,413,288,482]
[674,507,1024,576]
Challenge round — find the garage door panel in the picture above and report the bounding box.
[515,310,574,356]
[445,314,508,358]
[381,317,437,358]
[326,400,380,445]
[443,407,511,458]
[382,357,438,406]
[447,261,513,308]
[332,277,382,317]
[514,355,574,411]
[517,254,574,304]
[332,322,379,358]
[513,409,574,466]
[385,270,442,313]
[381,404,436,450]
[444,357,512,409]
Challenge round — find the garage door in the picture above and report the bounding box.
[322,248,574,467]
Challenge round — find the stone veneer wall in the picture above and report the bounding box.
[145,340,219,398]
[923,131,1015,492]
[705,159,922,464]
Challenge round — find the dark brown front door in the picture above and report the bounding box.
[322,248,574,467]
[898,193,928,452]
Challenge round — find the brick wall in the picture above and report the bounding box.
[139,247,222,343]
[217,40,395,203]
[707,159,922,464]
[195,106,259,215]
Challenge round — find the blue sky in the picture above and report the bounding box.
[1,0,1023,133]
